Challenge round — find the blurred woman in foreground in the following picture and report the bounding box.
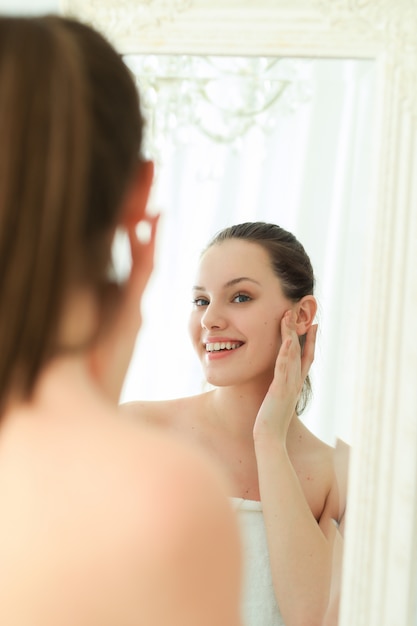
[0,15,241,626]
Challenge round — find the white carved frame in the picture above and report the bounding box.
[60,1,417,624]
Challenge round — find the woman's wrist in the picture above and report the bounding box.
[253,430,288,455]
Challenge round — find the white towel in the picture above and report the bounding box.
[231,498,285,626]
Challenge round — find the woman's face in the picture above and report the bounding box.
[188,239,294,388]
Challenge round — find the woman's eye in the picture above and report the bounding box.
[232,293,251,303]
[192,297,209,307]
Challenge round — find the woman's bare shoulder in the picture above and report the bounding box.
[121,392,209,427]
[293,420,335,460]
[107,417,242,625]
[103,400,235,532]
[74,405,242,622]
[295,422,350,466]
[0,398,241,626]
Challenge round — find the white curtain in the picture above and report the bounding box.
[121,57,375,446]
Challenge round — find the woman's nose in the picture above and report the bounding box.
[200,303,226,330]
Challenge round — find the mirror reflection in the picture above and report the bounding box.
[120,54,375,448]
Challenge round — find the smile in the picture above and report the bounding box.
[205,341,243,352]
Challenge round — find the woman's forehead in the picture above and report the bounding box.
[196,239,275,283]
[202,238,269,262]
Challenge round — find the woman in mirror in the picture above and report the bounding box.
[125,221,349,626]
[0,15,242,626]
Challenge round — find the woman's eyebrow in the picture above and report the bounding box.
[192,277,261,291]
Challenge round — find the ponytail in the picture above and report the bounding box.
[0,16,143,409]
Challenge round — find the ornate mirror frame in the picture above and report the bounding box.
[60,1,417,623]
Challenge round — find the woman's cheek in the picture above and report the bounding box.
[262,318,282,357]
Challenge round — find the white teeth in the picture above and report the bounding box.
[205,342,241,352]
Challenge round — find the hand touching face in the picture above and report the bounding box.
[253,310,318,442]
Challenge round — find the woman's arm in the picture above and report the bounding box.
[253,311,339,626]
[322,522,344,626]
[323,439,350,625]
[254,437,333,626]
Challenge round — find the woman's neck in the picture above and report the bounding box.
[209,380,271,442]
[207,375,301,445]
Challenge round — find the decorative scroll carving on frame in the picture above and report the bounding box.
[62,0,193,38]
[315,0,417,113]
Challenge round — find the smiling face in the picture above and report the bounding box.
[188,239,294,388]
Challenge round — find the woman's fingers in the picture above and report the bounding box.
[301,323,317,381]
[255,313,318,440]
[275,310,317,390]
[127,213,160,297]
[271,311,299,395]
[129,213,160,269]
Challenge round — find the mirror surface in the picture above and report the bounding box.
[8,0,417,616]
[120,53,376,446]
[61,1,417,621]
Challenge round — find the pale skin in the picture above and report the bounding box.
[125,239,349,626]
[0,163,242,626]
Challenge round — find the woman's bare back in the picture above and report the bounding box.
[0,368,241,626]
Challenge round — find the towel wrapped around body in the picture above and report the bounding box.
[231,498,285,626]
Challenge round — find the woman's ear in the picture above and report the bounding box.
[294,295,317,335]
[120,160,154,227]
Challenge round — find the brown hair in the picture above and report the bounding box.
[0,16,144,406]
[206,222,315,414]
